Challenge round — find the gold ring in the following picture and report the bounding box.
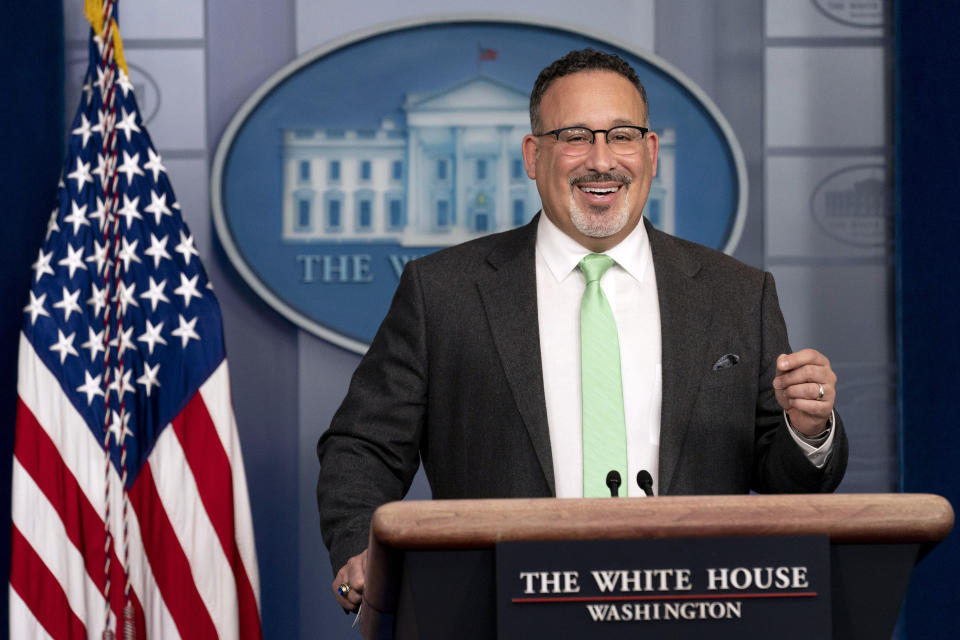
[817,383,824,401]
[337,583,351,597]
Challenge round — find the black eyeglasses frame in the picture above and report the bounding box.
[535,125,649,145]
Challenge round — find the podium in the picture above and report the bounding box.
[360,494,953,639]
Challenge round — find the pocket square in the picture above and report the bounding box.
[712,353,740,370]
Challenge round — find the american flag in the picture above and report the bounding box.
[478,45,497,62]
[10,4,262,638]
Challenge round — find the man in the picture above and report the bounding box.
[317,49,848,612]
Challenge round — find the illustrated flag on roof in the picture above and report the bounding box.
[10,1,262,638]
[478,45,497,62]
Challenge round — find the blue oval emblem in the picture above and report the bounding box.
[212,19,746,353]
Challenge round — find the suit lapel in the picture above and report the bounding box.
[646,221,712,494]
[476,217,555,495]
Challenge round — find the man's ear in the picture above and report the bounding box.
[521,134,540,179]
[645,130,660,178]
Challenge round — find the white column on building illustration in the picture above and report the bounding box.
[282,155,292,236]
[454,126,465,231]
[406,128,420,234]
[343,143,354,238]
[497,126,511,232]
[373,156,384,235]
[658,128,676,235]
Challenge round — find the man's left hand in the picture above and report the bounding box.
[772,349,836,436]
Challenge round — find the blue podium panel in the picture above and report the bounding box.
[496,536,830,639]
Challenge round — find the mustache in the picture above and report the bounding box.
[569,172,633,187]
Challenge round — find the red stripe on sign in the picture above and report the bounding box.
[10,524,88,639]
[512,591,820,603]
[173,393,263,639]
[14,398,147,637]
[129,460,218,640]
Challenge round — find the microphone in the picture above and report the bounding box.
[605,470,622,497]
[636,470,654,497]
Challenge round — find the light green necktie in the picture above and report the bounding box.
[579,254,628,497]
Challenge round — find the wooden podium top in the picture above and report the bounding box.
[370,493,954,549]
[361,493,953,636]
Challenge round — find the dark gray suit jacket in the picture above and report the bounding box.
[317,216,848,571]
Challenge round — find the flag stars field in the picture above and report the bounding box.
[86,239,108,273]
[72,112,94,147]
[107,409,134,443]
[116,68,134,97]
[76,370,105,405]
[81,326,105,361]
[57,243,88,278]
[171,314,200,348]
[30,248,54,281]
[23,291,49,325]
[143,148,165,181]
[86,281,107,316]
[174,273,203,308]
[117,150,144,184]
[118,236,142,271]
[113,280,139,316]
[107,367,134,399]
[138,319,166,355]
[137,362,161,397]
[115,106,141,141]
[49,329,79,364]
[140,276,169,311]
[63,200,91,234]
[92,151,108,184]
[109,326,136,357]
[117,192,143,227]
[45,208,60,240]
[88,195,108,230]
[53,285,82,321]
[144,190,172,225]
[66,157,94,191]
[175,229,200,265]
[144,233,172,268]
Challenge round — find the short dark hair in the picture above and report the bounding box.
[529,48,650,134]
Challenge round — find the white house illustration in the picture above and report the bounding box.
[824,175,885,220]
[281,76,675,244]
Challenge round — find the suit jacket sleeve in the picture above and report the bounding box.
[316,261,428,573]
[751,271,848,493]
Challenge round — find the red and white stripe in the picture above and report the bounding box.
[11,333,262,639]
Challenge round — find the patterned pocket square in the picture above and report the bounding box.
[712,353,740,370]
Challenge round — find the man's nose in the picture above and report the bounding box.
[583,133,618,172]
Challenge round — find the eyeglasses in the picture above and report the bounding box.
[536,126,649,157]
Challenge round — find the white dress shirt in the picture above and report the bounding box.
[534,214,833,498]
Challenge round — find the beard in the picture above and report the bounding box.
[568,172,632,238]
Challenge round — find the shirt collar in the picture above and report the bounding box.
[536,212,651,284]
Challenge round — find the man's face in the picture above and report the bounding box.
[522,71,659,252]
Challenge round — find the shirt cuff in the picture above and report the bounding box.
[784,411,836,469]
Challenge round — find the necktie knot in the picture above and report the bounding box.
[579,253,615,284]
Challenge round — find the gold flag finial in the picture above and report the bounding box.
[84,0,129,75]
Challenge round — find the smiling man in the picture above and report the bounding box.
[317,49,848,613]
[523,65,657,252]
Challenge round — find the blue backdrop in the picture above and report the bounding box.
[896,2,960,636]
[0,3,64,634]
